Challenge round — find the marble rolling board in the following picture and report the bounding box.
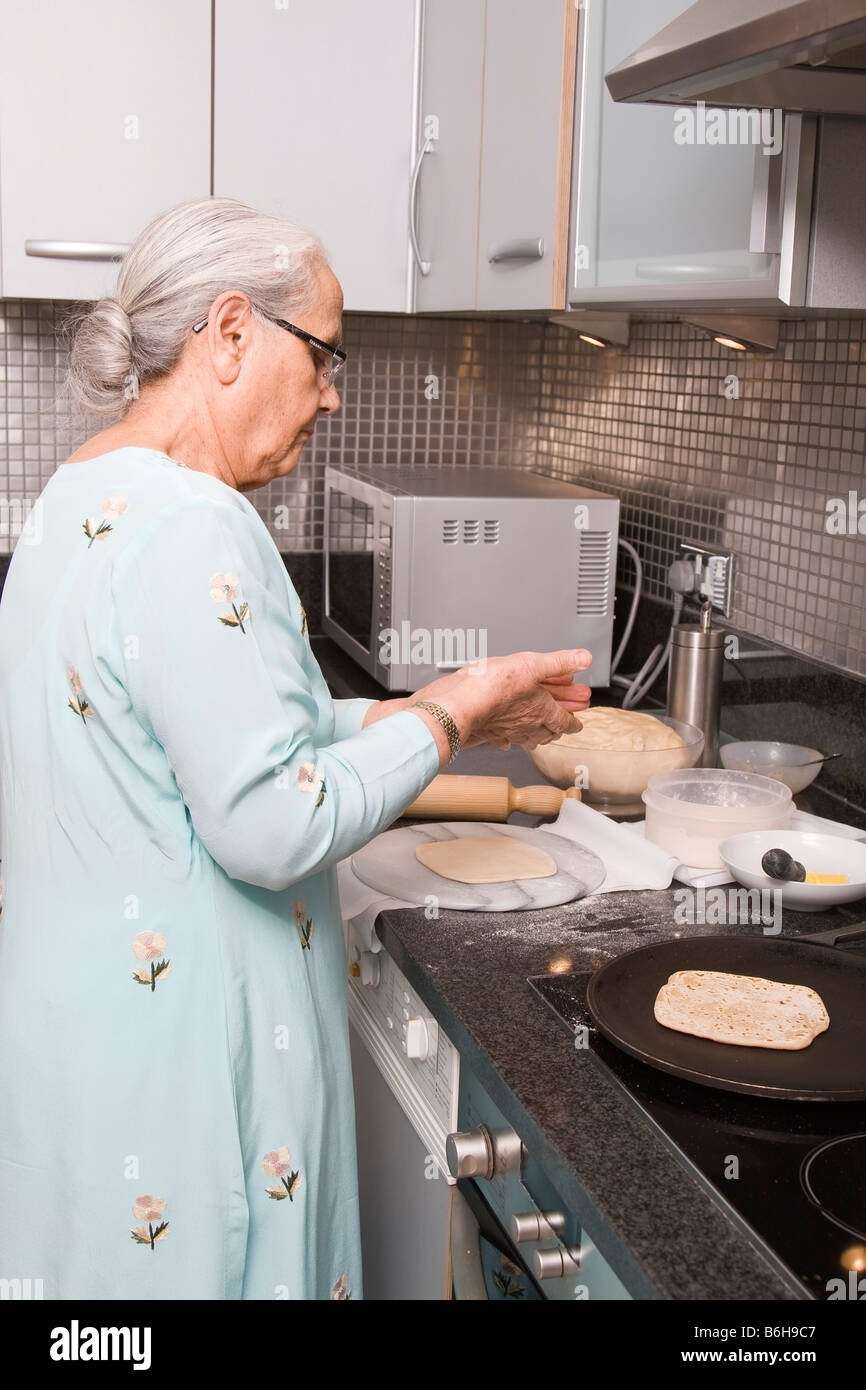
[350,820,606,912]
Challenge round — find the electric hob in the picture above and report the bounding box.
[528,968,866,1301]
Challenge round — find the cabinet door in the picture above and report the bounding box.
[0,0,211,300]
[413,0,486,312]
[214,0,418,313]
[569,0,812,306]
[476,0,577,311]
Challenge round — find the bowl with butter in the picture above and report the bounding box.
[526,706,704,812]
[719,829,866,911]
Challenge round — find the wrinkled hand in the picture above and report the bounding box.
[413,649,593,752]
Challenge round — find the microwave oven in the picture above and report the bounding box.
[323,465,620,692]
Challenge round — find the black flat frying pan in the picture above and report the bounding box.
[586,924,866,1101]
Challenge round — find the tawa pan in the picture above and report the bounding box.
[586,925,866,1101]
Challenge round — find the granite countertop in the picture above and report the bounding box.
[374,746,866,1302]
[315,638,866,1301]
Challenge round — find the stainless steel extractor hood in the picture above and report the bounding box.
[606,0,866,116]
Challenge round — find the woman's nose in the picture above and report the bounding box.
[320,382,341,414]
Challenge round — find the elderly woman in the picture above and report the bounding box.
[0,198,591,1301]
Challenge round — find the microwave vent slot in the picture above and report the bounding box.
[483,520,500,544]
[576,532,611,616]
[462,519,480,545]
[442,519,459,544]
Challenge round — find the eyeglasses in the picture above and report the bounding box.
[192,311,347,387]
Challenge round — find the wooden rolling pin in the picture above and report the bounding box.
[403,774,581,821]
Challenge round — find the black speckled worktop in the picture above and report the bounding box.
[314,636,866,1302]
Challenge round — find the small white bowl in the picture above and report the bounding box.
[718,829,866,912]
[720,741,824,794]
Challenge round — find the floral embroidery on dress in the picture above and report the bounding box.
[209,572,249,632]
[132,931,171,991]
[130,1195,169,1248]
[332,1274,352,1300]
[82,494,127,547]
[294,899,314,951]
[67,666,93,724]
[262,1148,303,1201]
[297,761,326,807]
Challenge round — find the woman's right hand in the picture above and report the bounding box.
[412,648,593,756]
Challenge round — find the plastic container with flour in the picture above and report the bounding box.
[642,768,794,869]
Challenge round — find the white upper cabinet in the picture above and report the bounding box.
[414,0,577,312]
[569,0,815,306]
[0,0,211,300]
[213,0,419,313]
[412,0,486,313]
[475,0,576,312]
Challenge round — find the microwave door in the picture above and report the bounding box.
[326,487,376,659]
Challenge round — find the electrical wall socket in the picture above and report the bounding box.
[680,542,735,617]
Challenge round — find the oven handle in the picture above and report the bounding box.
[449,1185,490,1301]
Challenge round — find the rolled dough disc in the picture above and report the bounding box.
[414,836,558,884]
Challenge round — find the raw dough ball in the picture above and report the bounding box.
[558,706,686,752]
[415,837,557,884]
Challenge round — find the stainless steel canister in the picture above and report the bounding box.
[667,609,725,768]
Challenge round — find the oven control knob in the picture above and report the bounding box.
[446,1125,494,1180]
[446,1124,526,1181]
[533,1246,581,1281]
[404,1017,429,1059]
[359,951,380,988]
[510,1210,566,1244]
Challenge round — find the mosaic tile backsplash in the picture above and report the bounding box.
[0,301,864,678]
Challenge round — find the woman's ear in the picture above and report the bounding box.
[197,291,255,386]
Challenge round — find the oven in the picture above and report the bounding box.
[342,863,632,1302]
[448,1059,633,1301]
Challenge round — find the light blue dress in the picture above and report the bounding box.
[0,446,440,1300]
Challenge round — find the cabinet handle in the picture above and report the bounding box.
[408,139,433,277]
[24,240,129,261]
[487,237,544,264]
[749,144,783,255]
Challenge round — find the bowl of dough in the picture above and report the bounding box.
[526,706,704,813]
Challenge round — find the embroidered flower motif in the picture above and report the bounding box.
[67,665,93,724]
[130,1195,169,1248]
[209,571,249,632]
[299,604,308,637]
[332,1274,352,1300]
[132,931,171,991]
[294,899,314,951]
[262,1147,303,1201]
[82,494,127,547]
[296,761,326,807]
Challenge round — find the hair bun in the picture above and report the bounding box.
[66,296,135,416]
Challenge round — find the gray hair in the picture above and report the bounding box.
[64,197,330,416]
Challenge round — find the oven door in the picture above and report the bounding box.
[450,1180,544,1301]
